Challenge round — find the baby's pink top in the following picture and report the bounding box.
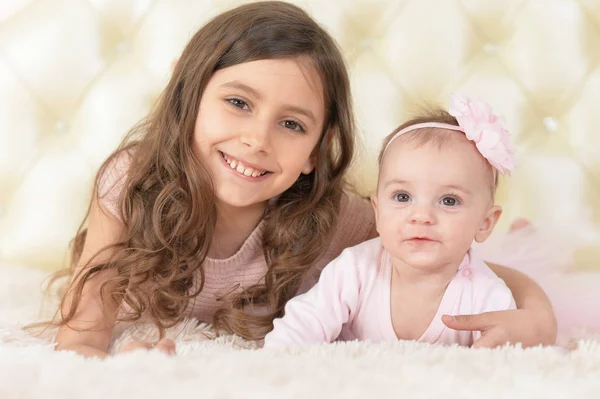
[98,152,375,323]
[264,237,516,347]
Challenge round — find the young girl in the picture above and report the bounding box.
[265,95,517,347]
[51,1,556,358]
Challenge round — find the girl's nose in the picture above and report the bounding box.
[240,120,270,152]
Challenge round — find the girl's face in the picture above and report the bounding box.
[193,57,326,210]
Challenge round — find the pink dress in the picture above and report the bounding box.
[264,237,516,347]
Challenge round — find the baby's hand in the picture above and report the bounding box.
[119,338,176,355]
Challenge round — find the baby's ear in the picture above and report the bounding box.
[370,194,378,213]
[371,194,380,223]
[474,205,502,243]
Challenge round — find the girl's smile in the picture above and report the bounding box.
[219,151,272,181]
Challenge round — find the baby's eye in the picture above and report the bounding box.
[280,120,306,133]
[394,193,411,202]
[440,196,460,207]
[227,98,249,110]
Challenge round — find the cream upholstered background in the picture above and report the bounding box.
[0,0,599,271]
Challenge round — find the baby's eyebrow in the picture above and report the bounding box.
[382,180,473,196]
[441,184,472,195]
[383,178,409,190]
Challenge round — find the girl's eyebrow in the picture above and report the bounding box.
[221,81,262,99]
[281,105,316,124]
[220,80,317,124]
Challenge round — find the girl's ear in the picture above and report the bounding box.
[302,129,333,175]
[474,205,503,243]
[301,160,315,175]
[301,152,316,175]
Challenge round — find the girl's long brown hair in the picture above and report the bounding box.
[49,1,355,340]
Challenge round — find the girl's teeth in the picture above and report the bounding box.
[223,153,266,177]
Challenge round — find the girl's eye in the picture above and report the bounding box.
[394,192,410,202]
[227,98,249,110]
[440,196,460,207]
[280,120,305,133]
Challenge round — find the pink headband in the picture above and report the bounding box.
[382,94,517,178]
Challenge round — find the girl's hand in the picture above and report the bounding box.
[119,338,177,355]
[442,308,557,348]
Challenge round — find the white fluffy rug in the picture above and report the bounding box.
[2,264,600,399]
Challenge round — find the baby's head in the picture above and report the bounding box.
[371,95,516,270]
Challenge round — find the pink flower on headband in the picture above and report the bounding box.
[449,94,517,175]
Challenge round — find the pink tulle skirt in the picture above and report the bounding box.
[472,224,600,346]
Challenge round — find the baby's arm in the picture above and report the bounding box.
[264,249,361,347]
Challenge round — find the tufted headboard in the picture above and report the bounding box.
[1,0,598,271]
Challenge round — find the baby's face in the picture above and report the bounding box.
[372,134,501,271]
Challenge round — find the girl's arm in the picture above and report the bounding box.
[54,198,123,359]
[443,263,557,347]
[470,271,517,343]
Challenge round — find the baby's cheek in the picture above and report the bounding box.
[379,225,404,251]
[444,226,478,251]
[378,218,400,238]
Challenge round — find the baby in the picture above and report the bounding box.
[264,94,517,347]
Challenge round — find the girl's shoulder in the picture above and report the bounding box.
[97,149,134,220]
[337,190,376,236]
[327,189,376,261]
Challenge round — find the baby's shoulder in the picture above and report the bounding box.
[454,251,510,297]
[324,237,384,278]
[465,251,515,310]
[468,251,502,280]
[341,236,383,261]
